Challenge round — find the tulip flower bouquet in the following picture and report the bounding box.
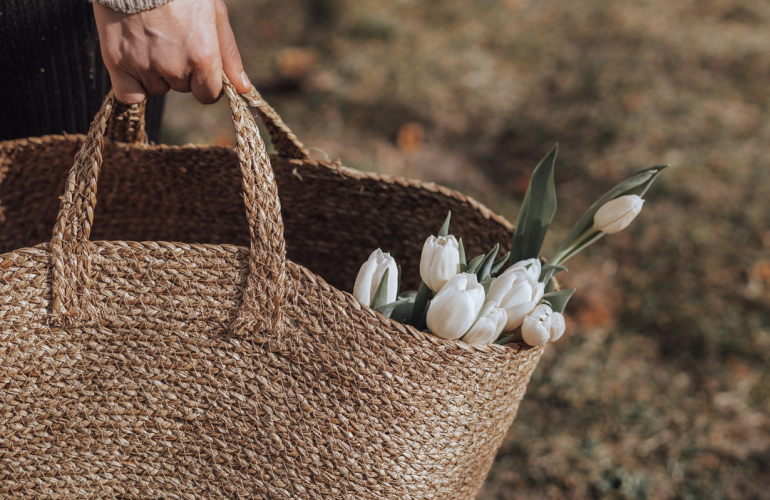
[353,145,666,347]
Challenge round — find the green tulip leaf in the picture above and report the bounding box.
[539,264,568,283]
[549,164,667,265]
[438,211,451,237]
[376,297,413,319]
[369,268,390,311]
[458,238,467,273]
[511,145,558,263]
[490,251,511,277]
[466,254,486,275]
[399,290,418,299]
[541,288,576,313]
[410,280,433,330]
[480,277,495,297]
[495,329,523,345]
[477,243,500,281]
[390,299,415,323]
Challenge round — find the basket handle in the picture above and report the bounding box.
[106,100,149,145]
[240,86,311,161]
[49,75,286,334]
[102,84,312,159]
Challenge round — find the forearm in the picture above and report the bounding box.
[89,0,173,15]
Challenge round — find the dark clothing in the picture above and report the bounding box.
[0,0,164,142]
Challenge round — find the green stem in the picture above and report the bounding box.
[549,225,599,265]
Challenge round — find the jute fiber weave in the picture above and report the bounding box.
[0,78,544,499]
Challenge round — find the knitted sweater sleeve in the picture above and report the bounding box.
[89,0,174,14]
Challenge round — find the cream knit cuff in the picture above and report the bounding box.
[90,0,174,14]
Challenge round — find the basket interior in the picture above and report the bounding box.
[0,137,512,292]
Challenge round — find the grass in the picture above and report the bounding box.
[163,0,770,497]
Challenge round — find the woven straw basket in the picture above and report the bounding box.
[0,78,544,499]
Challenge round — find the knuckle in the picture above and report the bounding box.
[161,67,190,86]
[190,50,217,70]
[110,53,131,72]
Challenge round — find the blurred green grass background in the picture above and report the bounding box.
[162,0,770,498]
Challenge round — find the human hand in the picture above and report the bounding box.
[93,0,251,105]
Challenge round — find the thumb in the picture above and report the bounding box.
[109,67,147,105]
[215,0,250,94]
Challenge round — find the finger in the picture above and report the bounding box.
[109,67,147,105]
[191,58,224,105]
[141,76,171,96]
[215,0,250,93]
[163,73,193,94]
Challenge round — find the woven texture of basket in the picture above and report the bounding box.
[0,78,544,499]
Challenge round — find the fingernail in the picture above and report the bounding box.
[241,71,251,89]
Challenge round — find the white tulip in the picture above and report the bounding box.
[521,303,566,346]
[594,194,644,234]
[426,273,485,340]
[486,260,545,332]
[461,303,508,345]
[353,249,398,307]
[420,235,461,292]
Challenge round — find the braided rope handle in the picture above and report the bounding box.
[106,100,148,145]
[51,77,286,333]
[100,80,310,158]
[50,95,113,322]
[224,76,286,334]
[240,86,311,161]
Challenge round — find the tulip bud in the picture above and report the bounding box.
[426,273,485,340]
[353,249,398,307]
[594,194,644,234]
[420,235,461,292]
[461,303,507,345]
[486,260,545,332]
[521,303,566,346]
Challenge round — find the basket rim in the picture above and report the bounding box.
[0,240,537,358]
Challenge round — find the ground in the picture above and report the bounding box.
[162,0,770,498]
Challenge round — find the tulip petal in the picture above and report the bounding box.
[500,281,534,308]
[509,258,541,280]
[550,311,566,341]
[426,273,484,340]
[427,290,478,340]
[493,308,508,336]
[353,258,378,306]
[486,272,516,306]
[420,236,437,289]
[386,260,399,304]
[462,317,498,344]
[430,243,460,292]
[503,300,536,331]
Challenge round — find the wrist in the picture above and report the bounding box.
[89,0,174,15]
